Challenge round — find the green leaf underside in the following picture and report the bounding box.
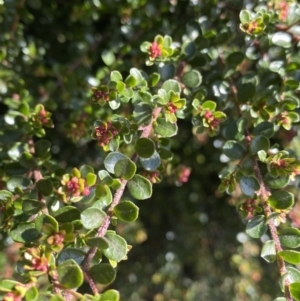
[246,215,267,238]
[57,259,84,289]
[113,201,139,222]
[103,231,127,262]
[127,174,152,200]
[90,263,116,285]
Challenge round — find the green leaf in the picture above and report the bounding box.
[86,237,110,249]
[114,158,136,180]
[19,152,37,168]
[90,263,116,285]
[110,71,123,82]
[226,52,245,66]
[239,10,251,24]
[101,50,115,66]
[35,214,59,233]
[113,201,139,222]
[279,228,300,248]
[36,178,54,196]
[103,231,127,262]
[98,170,114,186]
[57,248,86,265]
[272,32,292,48]
[125,74,137,88]
[132,103,153,126]
[35,140,51,158]
[154,118,178,137]
[264,174,289,189]
[239,176,260,197]
[161,79,181,93]
[81,208,107,229]
[80,165,94,178]
[104,152,127,174]
[25,286,39,301]
[8,142,29,161]
[158,63,176,81]
[140,151,161,171]
[182,42,197,60]
[94,184,112,208]
[246,215,267,238]
[0,280,20,292]
[279,250,300,264]
[134,138,155,158]
[127,174,152,200]
[10,222,40,243]
[86,173,97,186]
[261,240,276,262]
[249,135,270,155]
[7,176,32,193]
[291,282,300,301]
[253,122,274,138]
[149,73,160,87]
[57,259,84,289]
[0,190,13,203]
[53,206,81,223]
[280,266,300,293]
[222,141,245,160]
[202,100,216,111]
[22,199,45,215]
[181,70,202,89]
[268,190,294,210]
[237,83,255,103]
[100,290,120,301]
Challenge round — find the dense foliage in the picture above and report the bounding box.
[1,0,300,300]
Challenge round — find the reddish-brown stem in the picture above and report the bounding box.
[81,107,162,288]
[252,160,292,301]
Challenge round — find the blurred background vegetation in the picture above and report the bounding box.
[0,0,294,300]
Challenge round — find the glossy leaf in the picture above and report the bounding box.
[249,135,270,155]
[22,199,45,215]
[36,178,54,196]
[239,176,259,197]
[81,208,107,229]
[90,263,116,285]
[113,201,139,222]
[0,190,13,203]
[10,223,40,243]
[86,237,110,249]
[134,138,155,158]
[57,248,86,265]
[279,250,300,264]
[103,231,127,262]
[222,141,245,160]
[7,176,32,193]
[57,259,84,289]
[161,79,181,93]
[154,118,178,137]
[94,184,112,208]
[53,206,81,223]
[127,174,152,200]
[181,70,202,89]
[246,215,267,238]
[19,152,37,168]
[279,228,300,248]
[140,151,161,171]
[104,152,127,174]
[261,240,276,263]
[25,286,39,301]
[264,174,289,189]
[114,158,136,180]
[268,190,294,210]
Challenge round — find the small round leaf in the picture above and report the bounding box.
[57,259,84,289]
[103,231,127,262]
[114,158,136,180]
[239,176,260,197]
[134,138,155,158]
[246,215,267,238]
[113,201,139,222]
[90,263,116,285]
[268,190,294,210]
[81,208,107,229]
[222,141,245,160]
[127,174,152,200]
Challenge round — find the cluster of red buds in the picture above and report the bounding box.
[93,89,109,101]
[203,111,221,131]
[94,122,118,147]
[242,199,256,217]
[166,102,178,114]
[66,177,90,197]
[31,104,54,128]
[176,165,191,184]
[148,42,162,60]
[276,1,289,21]
[23,247,48,273]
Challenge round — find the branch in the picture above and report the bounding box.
[252,159,292,301]
[81,107,162,287]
